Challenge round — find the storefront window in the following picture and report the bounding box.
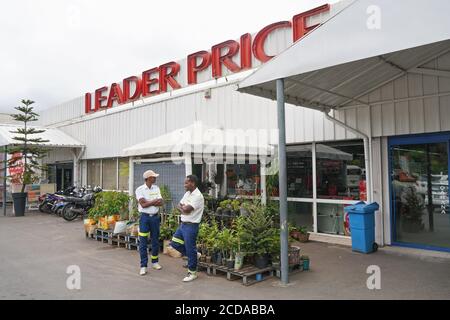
[317,203,351,236]
[391,141,450,249]
[102,158,117,190]
[226,163,260,196]
[288,202,314,231]
[118,158,129,191]
[316,141,366,200]
[287,145,313,198]
[87,160,101,187]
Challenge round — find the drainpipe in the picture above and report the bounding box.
[72,146,86,187]
[323,109,372,203]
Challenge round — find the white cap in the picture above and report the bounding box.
[143,170,159,179]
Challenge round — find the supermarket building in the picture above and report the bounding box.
[4,0,448,252]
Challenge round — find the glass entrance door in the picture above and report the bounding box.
[390,134,450,251]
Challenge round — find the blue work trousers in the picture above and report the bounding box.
[170,223,199,273]
[139,213,160,267]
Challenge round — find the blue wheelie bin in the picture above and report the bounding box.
[344,202,379,254]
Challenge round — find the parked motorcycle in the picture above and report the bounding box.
[38,186,80,214]
[62,187,102,221]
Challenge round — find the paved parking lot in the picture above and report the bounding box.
[0,211,449,300]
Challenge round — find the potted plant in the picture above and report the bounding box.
[234,216,247,270]
[159,208,180,252]
[219,228,236,269]
[289,225,301,240]
[5,100,49,216]
[238,202,279,269]
[220,199,232,217]
[297,226,310,242]
[203,220,219,264]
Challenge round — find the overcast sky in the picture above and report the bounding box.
[0,0,337,112]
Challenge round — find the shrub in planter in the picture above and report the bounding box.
[236,203,280,269]
[4,100,49,216]
[297,226,310,243]
[254,254,270,269]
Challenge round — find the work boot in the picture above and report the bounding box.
[139,267,148,276]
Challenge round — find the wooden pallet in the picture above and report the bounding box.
[94,229,111,243]
[85,231,95,239]
[198,262,275,286]
[90,229,152,250]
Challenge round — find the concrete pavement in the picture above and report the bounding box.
[0,211,449,300]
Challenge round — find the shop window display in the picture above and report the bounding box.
[102,158,117,190]
[267,144,313,198]
[317,203,351,236]
[288,202,314,231]
[118,158,129,191]
[316,141,366,200]
[226,164,261,196]
[286,145,313,198]
[87,160,101,187]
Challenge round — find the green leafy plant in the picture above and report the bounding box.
[217,228,236,260]
[4,100,49,193]
[159,208,179,241]
[237,202,280,256]
[88,191,130,220]
[159,185,172,213]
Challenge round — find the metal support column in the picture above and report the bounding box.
[276,78,289,285]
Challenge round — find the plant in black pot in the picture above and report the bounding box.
[3,100,49,216]
[220,228,236,269]
[238,202,279,269]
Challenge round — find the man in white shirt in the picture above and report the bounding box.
[170,175,204,282]
[135,170,164,276]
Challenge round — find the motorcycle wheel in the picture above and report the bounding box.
[39,202,48,213]
[56,206,64,217]
[62,204,79,222]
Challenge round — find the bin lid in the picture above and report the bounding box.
[344,201,379,214]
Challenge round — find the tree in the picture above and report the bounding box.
[7,100,49,193]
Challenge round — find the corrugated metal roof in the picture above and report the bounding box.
[238,0,450,110]
[0,124,84,148]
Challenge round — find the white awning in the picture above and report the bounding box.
[123,122,275,158]
[238,0,450,110]
[0,125,84,148]
[288,144,353,161]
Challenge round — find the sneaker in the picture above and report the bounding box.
[152,263,162,270]
[183,272,198,282]
[139,267,148,276]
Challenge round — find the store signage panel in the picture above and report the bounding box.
[84,4,330,114]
